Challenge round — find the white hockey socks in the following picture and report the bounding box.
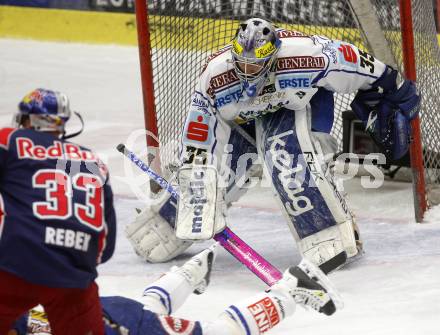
[141,271,193,315]
[223,286,296,334]
[221,259,341,335]
[141,244,218,314]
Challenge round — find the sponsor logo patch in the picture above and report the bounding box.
[260,84,276,95]
[23,90,44,104]
[268,130,314,217]
[189,170,207,233]
[191,94,211,115]
[209,69,240,90]
[277,56,325,71]
[296,91,306,99]
[214,88,242,108]
[159,315,196,335]
[239,100,287,120]
[184,111,211,145]
[16,138,98,162]
[249,91,287,107]
[255,42,276,58]
[248,297,280,333]
[44,227,92,252]
[278,77,311,89]
[277,30,306,38]
[338,44,358,65]
[233,39,244,55]
[192,95,209,109]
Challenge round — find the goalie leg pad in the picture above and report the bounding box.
[258,108,337,238]
[298,225,347,274]
[125,194,193,263]
[257,107,359,269]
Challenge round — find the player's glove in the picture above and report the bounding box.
[351,67,420,160]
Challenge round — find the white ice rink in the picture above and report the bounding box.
[1,39,440,335]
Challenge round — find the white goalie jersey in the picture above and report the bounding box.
[180,29,387,164]
[175,28,386,246]
[127,26,388,266]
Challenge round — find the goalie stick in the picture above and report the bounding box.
[117,143,282,286]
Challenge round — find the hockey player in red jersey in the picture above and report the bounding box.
[9,244,342,335]
[0,89,116,335]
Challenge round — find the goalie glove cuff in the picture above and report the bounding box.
[351,72,420,160]
[390,80,420,120]
[357,66,420,120]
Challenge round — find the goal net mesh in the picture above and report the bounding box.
[144,0,440,205]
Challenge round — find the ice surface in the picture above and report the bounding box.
[1,39,439,334]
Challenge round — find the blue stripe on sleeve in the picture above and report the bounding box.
[143,286,172,315]
[228,305,251,335]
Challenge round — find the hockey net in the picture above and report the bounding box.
[138,0,440,217]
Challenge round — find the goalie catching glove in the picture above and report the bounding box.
[125,193,193,263]
[350,66,420,160]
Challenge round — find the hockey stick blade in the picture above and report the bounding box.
[117,143,282,286]
[116,143,126,154]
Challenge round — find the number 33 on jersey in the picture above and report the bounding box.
[0,127,116,289]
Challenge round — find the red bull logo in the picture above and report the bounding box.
[23,89,44,105]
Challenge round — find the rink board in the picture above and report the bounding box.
[1,5,424,50]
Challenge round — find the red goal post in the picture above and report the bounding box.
[134,0,440,222]
[399,0,427,222]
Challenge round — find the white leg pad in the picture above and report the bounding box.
[338,220,359,258]
[141,271,193,314]
[297,225,346,268]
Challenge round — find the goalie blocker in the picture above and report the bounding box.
[176,164,226,240]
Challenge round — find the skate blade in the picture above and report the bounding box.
[298,258,344,310]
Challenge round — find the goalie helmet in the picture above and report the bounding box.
[231,18,281,98]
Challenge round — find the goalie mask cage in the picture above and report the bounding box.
[134,0,440,222]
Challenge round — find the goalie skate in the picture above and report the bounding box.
[282,258,343,316]
[173,243,218,295]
